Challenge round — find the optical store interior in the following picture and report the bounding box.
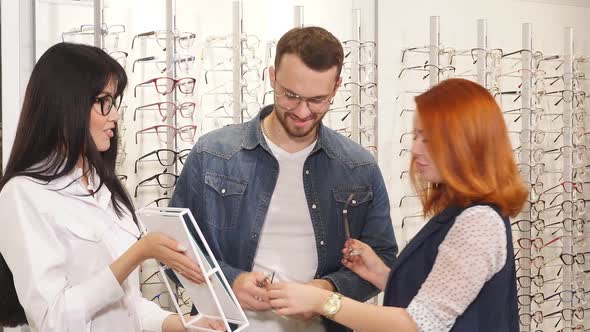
[1,0,590,331]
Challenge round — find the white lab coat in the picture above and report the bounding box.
[0,168,171,332]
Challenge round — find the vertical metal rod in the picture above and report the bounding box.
[294,5,304,28]
[428,16,440,87]
[232,0,242,124]
[476,19,487,86]
[165,0,175,152]
[2,0,36,174]
[373,0,379,161]
[93,0,103,48]
[561,26,575,331]
[519,22,533,332]
[350,8,361,143]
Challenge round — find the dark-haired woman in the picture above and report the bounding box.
[0,43,224,331]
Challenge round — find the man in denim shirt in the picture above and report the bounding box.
[170,26,396,332]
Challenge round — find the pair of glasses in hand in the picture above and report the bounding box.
[343,193,361,257]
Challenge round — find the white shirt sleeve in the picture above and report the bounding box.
[406,205,507,332]
[0,179,125,331]
[133,273,174,332]
[135,297,173,332]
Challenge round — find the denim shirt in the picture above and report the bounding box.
[170,105,397,331]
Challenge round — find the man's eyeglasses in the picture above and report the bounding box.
[272,82,334,114]
[93,95,121,116]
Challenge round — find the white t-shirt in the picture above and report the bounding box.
[247,133,326,332]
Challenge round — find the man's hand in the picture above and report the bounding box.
[232,272,272,311]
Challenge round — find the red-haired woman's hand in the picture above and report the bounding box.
[341,239,390,291]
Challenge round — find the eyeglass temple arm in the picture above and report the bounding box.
[135,150,159,174]
[343,194,355,239]
[134,173,161,197]
[132,31,156,49]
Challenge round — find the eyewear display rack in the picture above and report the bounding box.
[397,16,589,331]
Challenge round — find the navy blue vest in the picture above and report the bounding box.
[383,204,519,332]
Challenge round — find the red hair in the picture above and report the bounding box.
[410,78,527,218]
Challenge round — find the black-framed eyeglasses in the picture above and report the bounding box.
[545,288,586,305]
[518,292,545,305]
[511,218,545,232]
[93,95,121,116]
[517,274,545,288]
[273,81,335,114]
[546,217,585,233]
[134,169,179,197]
[545,307,587,327]
[560,252,590,266]
[146,197,171,208]
[134,148,190,173]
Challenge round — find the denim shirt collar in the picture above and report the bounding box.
[241,104,337,160]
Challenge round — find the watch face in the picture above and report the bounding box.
[325,296,340,315]
[328,299,338,311]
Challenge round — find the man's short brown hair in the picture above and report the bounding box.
[274,26,344,79]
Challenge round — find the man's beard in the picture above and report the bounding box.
[274,107,324,139]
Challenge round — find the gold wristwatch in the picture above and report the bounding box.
[322,292,343,319]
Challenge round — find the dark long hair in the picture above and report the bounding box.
[0,42,135,326]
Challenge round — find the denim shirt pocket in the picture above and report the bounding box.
[332,186,373,238]
[204,172,248,229]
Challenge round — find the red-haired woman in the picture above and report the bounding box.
[267,78,527,332]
